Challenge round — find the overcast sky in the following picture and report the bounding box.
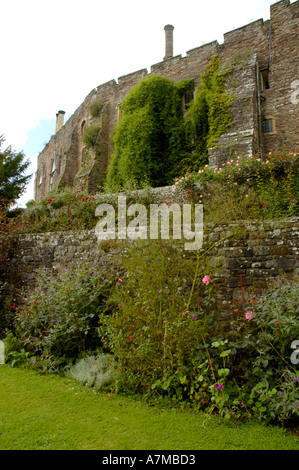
[0,0,285,206]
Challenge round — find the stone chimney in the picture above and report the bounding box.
[164,24,174,60]
[55,110,65,134]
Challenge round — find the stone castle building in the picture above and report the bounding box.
[34,0,299,202]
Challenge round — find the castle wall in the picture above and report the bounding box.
[34,0,299,201]
[261,0,299,152]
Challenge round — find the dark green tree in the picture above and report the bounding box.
[0,135,32,203]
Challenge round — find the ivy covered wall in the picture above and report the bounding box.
[105,55,233,191]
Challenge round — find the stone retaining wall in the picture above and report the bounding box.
[7,217,298,311]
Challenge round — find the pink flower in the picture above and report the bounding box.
[245,311,254,320]
[215,384,224,391]
[202,275,211,284]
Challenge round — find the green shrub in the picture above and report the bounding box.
[23,187,102,232]
[174,150,299,220]
[227,275,299,424]
[15,259,117,369]
[99,239,224,402]
[246,276,299,424]
[89,99,104,117]
[83,125,101,149]
[97,237,298,425]
[3,330,22,356]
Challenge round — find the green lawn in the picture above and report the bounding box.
[0,366,298,451]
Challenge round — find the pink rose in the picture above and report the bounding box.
[202,275,211,284]
[245,311,254,320]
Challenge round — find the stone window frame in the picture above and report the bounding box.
[262,115,277,135]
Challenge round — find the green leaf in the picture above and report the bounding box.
[218,368,230,377]
[220,349,231,358]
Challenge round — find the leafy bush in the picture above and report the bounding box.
[96,236,299,425]
[3,330,22,356]
[23,187,101,232]
[89,99,104,118]
[226,275,299,424]
[83,125,101,149]
[23,186,156,234]
[15,259,117,369]
[245,276,299,424]
[68,352,116,388]
[174,150,299,220]
[0,199,24,335]
[99,239,224,402]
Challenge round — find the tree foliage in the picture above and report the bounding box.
[0,135,31,203]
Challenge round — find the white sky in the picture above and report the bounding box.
[0,0,286,205]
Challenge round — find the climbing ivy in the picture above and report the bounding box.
[105,56,232,190]
[105,75,190,190]
[185,54,233,169]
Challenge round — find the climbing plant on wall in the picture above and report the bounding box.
[105,74,193,191]
[105,55,232,190]
[184,54,233,170]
